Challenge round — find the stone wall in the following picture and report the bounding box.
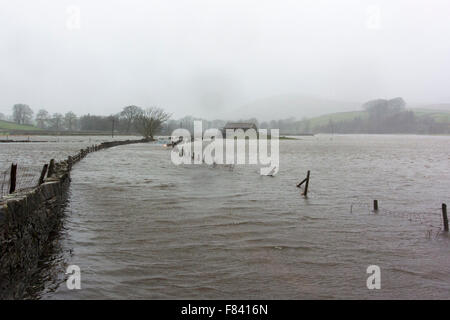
[0,138,148,299]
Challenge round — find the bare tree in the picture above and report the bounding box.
[36,109,50,128]
[64,111,78,131]
[135,107,171,140]
[120,105,143,133]
[51,113,64,130]
[13,104,33,124]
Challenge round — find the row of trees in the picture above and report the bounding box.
[314,98,450,134]
[3,104,172,139]
[3,98,449,136]
[239,98,448,134]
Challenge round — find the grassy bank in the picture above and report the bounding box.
[308,108,450,128]
[0,120,42,132]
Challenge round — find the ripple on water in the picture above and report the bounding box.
[4,135,447,299]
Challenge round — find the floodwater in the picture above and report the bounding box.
[0,135,138,171]
[0,136,138,197]
[2,134,450,299]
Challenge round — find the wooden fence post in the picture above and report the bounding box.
[39,164,48,185]
[443,203,448,232]
[68,156,73,170]
[47,159,55,177]
[302,170,310,196]
[9,163,17,194]
[296,170,311,196]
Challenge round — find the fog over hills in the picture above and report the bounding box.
[410,103,450,112]
[2,1,450,120]
[229,95,361,121]
[221,95,450,122]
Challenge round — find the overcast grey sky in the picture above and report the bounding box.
[1,0,450,118]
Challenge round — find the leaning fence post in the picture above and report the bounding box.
[9,163,17,194]
[47,159,55,177]
[373,200,379,212]
[67,156,73,171]
[443,203,448,232]
[38,164,49,185]
[302,170,310,197]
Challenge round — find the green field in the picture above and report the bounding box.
[308,111,369,127]
[0,120,42,132]
[410,109,450,123]
[308,109,450,128]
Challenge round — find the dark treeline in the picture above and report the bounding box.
[257,97,449,134]
[2,98,449,135]
[313,98,450,134]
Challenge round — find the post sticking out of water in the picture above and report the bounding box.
[9,163,17,194]
[443,203,448,232]
[296,170,310,196]
[39,164,49,185]
[112,118,115,138]
[373,200,378,212]
[303,170,310,197]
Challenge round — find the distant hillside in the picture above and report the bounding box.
[410,109,450,123]
[411,103,450,111]
[308,108,450,129]
[231,95,361,121]
[309,111,369,127]
[0,120,42,132]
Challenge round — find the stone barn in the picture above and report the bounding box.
[222,122,258,133]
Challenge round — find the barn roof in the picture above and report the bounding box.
[223,122,257,129]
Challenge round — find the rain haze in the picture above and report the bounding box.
[1,0,450,119]
[1,0,450,303]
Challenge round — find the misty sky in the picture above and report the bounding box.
[1,0,450,119]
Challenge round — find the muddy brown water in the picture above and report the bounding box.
[1,134,449,299]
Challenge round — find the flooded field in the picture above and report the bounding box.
[0,136,139,197]
[0,135,139,171]
[1,134,449,299]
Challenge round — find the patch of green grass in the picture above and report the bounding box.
[411,109,450,123]
[0,120,42,131]
[308,108,450,128]
[308,111,368,127]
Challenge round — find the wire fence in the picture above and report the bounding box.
[350,201,446,239]
[0,166,9,199]
[0,164,42,200]
[1,158,448,242]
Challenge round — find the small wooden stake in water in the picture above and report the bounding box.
[302,170,310,197]
[373,200,378,212]
[9,163,17,194]
[443,203,448,232]
[112,118,115,138]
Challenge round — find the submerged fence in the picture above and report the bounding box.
[350,200,448,238]
[0,138,148,202]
